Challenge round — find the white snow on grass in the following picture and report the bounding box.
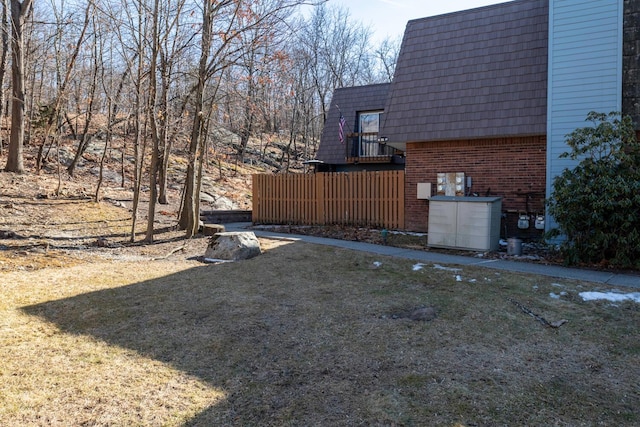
[579,291,640,303]
[389,230,426,237]
[413,263,425,271]
[432,264,462,272]
[549,291,567,299]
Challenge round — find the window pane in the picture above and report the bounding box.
[359,113,380,134]
[359,111,381,156]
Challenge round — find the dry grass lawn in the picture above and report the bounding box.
[1,239,639,426]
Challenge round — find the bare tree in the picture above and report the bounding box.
[373,35,401,83]
[0,0,389,242]
[156,0,191,205]
[4,0,33,173]
[178,0,315,237]
[0,0,9,156]
[302,4,372,122]
[143,0,161,242]
[97,0,147,241]
[34,0,94,176]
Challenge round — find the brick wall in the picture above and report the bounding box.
[405,136,546,239]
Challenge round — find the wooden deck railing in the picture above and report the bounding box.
[252,171,405,229]
[345,132,399,164]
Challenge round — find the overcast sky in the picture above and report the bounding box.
[327,0,513,42]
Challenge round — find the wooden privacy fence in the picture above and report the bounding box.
[252,171,405,229]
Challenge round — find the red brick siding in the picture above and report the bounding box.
[405,136,547,238]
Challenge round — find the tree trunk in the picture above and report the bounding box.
[67,48,98,177]
[5,0,32,173]
[179,106,204,238]
[129,2,147,243]
[0,0,9,156]
[157,63,171,205]
[178,0,212,238]
[144,0,161,243]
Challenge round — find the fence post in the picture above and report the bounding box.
[316,173,325,224]
[252,174,260,223]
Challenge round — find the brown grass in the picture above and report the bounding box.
[1,239,639,426]
[1,170,638,426]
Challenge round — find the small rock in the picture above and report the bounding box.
[93,238,110,247]
[200,192,215,203]
[386,306,437,322]
[408,306,437,321]
[0,230,17,239]
[202,224,225,236]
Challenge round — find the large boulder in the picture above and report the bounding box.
[204,231,261,261]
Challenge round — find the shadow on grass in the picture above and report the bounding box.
[21,240,405,425]
[19,239,640,426]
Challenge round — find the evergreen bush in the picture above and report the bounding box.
[546,112,640,268]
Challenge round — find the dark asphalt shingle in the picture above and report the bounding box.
[381,0,549,143]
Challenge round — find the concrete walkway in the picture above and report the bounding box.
[225,223,640,289]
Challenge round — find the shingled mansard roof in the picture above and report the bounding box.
[381,0,549,145]
[316,83,390,165]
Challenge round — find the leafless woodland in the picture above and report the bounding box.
[0,0,400,241]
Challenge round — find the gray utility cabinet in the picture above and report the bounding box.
[427,196,502,251]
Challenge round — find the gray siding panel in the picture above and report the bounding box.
[546,0,623,231]
[381,0,549,143]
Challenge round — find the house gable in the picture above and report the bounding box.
[316,83,390,166]
[381,0,549,143]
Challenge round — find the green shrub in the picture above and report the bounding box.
[546,112,640,268]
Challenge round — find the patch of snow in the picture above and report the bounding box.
[203,258,233,264]
[455,275,462,282]
[390,230,426,237]
[549,291,567,299]
[413,263,425,271]
[373,261,382,268]
[433,264,462,272]
[579,291,640,303]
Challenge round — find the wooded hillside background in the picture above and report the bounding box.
[0,0,399,241]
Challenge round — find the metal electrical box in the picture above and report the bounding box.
[417,183,432,199]
[436,172,465,196]
[427,196,502,251]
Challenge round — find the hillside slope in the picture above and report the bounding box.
[0,129,309,270]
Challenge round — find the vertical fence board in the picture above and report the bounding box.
[252,171,405,230]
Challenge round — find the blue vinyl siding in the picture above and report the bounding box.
[546,0,623,232]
